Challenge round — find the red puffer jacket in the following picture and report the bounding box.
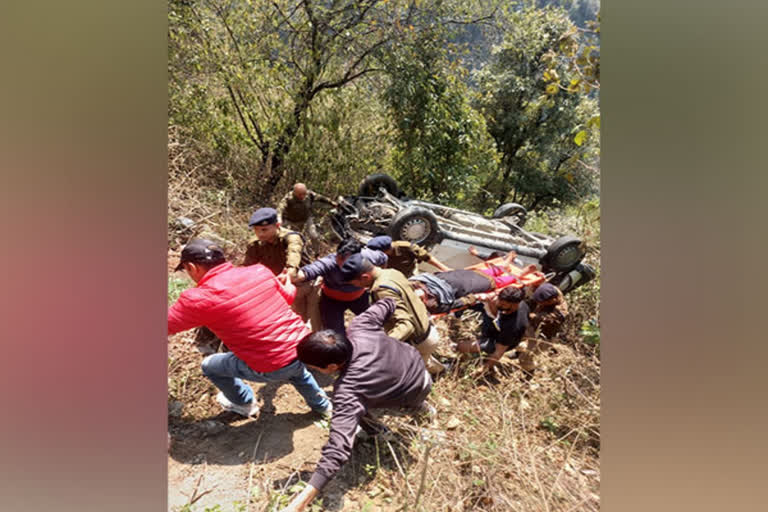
[168,262,308,372]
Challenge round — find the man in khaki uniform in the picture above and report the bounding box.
[277,183,337,255]
[243,208,316,324]
[243,208,306,277]
[340,253,445,375]
[517,283,569,373]
[366,235,451,277]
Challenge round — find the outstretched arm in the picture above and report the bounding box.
[427,254,452,272]
[348,298,396,333]
[276,191,291,221]
[167,292,203,335]
[372,287,416,341]
[278,484,319,512]
[280,389,367,511]
[309,190,338,206]
[300,253,337,280]
[481,342,510,373]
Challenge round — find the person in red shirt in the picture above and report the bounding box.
[168,239,331,418]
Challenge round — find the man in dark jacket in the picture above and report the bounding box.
[455,286,530,374]
[293,238,387,335]
[278,298,433,512]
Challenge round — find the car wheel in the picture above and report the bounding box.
[359,173,401,197]
[388,206,441,247]
[541,235,586,272]
[548,263,596,294]
[492,202,528,227]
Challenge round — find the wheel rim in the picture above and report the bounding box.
[505,213,525,224]
[554,245,582,269]
[400,218,430,242]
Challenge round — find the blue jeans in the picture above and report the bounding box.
[201,353,330,413]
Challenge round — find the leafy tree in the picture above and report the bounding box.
[535,0,600,29]
[169,0,473,200]
[282,81,397,198]
[382,29,500,205]
[473,6,599,212]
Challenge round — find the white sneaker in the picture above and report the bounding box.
[415,402,437,420]
[316,401,333,420]
[216,392,260,418]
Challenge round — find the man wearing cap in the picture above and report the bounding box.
[516,283,569,373]
[169,239,331,418]
[366,235,451,277]
[293,238,387,335]
[340,254,445,375]
[277,183,337,255]
[278,298,434,512]
[243,207,307,280]
[243,207,314,323]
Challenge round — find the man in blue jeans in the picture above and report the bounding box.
[169,238,331,418]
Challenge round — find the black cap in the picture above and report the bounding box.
[339,253,366,281]
[532,283,560,302]
[175,239,226,271]
[367,235,392,251]
[248,207,278,227]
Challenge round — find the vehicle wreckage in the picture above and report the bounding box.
[329,174,596,294]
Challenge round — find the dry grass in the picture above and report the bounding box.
[326,312,601,512]
[167,130,600,511]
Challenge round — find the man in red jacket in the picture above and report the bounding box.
[168,239,331,418]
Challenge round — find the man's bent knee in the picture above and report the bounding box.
[201,353,230,377]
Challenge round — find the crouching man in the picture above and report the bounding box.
[455,287,530,375]
[516,283,570,373]
[168,239,331,418]
[278,298,433,512]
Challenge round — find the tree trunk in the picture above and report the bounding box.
[261,82,316,196]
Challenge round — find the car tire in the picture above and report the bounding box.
[541,235,586,272]
[549,263,596,294]
[492,202,528,227]
[359,173,401,197]
[388,206,441,247]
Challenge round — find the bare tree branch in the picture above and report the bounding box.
[226,84,265,152]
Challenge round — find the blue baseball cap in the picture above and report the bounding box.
[248,207,278,227]
[367,235,393,251]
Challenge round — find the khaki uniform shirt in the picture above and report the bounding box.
[277,190,334,224]
[242,227,305,276]
[370,268,431,343]
[386,241,432,277]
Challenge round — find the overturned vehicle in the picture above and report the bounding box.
[330,174,596,294]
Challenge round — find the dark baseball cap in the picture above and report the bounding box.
[532,283,560,302]
[248,207,278,227]
[339,253,366,281]
[367,235,392,251]
[174,239,226,271]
